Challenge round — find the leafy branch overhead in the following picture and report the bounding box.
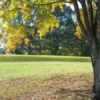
[0,0,70,52]
[0,0,99,53]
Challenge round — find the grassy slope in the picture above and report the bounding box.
[0,55,91,62]
[0,56,94,99]
[0,62,92,79]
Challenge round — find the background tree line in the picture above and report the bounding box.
[0,5,90,56]
[13,5,90,56]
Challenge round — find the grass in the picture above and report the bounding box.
[0,56,94,99]
[0,55,91,62]
[0,61,92,79]
[0,72,94,100]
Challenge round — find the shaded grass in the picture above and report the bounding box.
[0,61,94,99]
[0,74,94,100]
[0,62,92,79]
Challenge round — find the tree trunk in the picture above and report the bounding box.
[93,1,100,99]
[91,43,100,99]
[93,56,100,99]
[73,0,100,99]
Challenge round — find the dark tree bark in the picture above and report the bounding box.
[72,0,100,99]
[93,1,100,99]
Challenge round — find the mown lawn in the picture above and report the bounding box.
[0,55,91,62]
[0,61,92,79]
[0,61,94,100]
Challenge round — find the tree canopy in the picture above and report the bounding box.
[0,0,98,53]
[0,0,67,52]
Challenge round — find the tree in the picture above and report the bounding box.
[12,5,90,56]
[14,5,90,56]
[0,0,100,99]
[12,13,41,54]
[72,0,100,99]
[43,5,76,55]
[43,5,90,56]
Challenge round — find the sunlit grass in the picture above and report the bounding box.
[0,55,91,62]
[0,62,92,79]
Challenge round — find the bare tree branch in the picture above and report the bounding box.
[96,1,100,34]
[31,0,72,6]
[1,0,72,13]
[80,0,90,34]
[87,0,93,28]
[73,0,88,39]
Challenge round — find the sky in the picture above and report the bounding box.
[66,2,82,11]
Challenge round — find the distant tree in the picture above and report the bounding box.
[13,5,90,56]
[42,5,90,56]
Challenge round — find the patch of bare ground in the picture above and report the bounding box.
[0,74,94,100]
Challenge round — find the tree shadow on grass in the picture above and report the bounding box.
[55,88,95,99]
